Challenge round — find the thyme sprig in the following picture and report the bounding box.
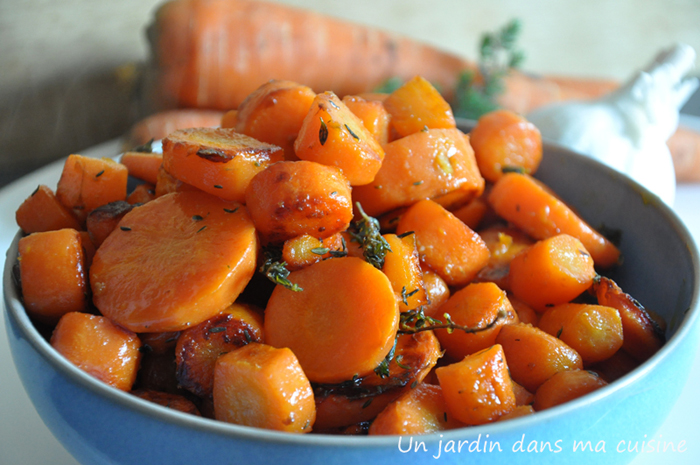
[347,202,392,269]
[132,138,154,153]
[259,247,303,292]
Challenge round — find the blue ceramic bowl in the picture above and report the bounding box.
[4,123,699,465]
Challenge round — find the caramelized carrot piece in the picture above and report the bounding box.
[421,268,451,317]
[588,348,640,383]
[244,160,353,244]
[383,76,456,138]
[469,109,543,182]
[120,151,163,185]
[86,200,135,247]
[488,172,621,268]
[342,95,391,145]
[131,390,201,416]
[381,233,428,312]
[162,127,284,202]
[126,183,156,205]
[78,231,96,269]
[15,185,81,234]
[264,256,398,383]
[282,233,345,271]
[90,191,258,333]
[508,234,597,312]
[369,383,465,435]
[18,229,87,324]
[50,312,142,391]
[538,303,623,364]
[154,166,201,198]
[496,323,583,392]
[497,405,536,421]
[533,369,608,411]
[396,199,490,288]
[450,197,490,230]
[213,343,315,433]
[436,344,516,425]
[508,294,540,326]
[352,128,485,218]
[294,91,385,186]
[511,380,535,407]
[475,225,534,291]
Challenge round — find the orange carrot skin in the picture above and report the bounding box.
[352,128,484,218]
[244,160,353,244]
[396,199,490,288]
[90,191,258,333]
[19,229,88,325]
[120,151,163,186]
[50,312,142,391]
[488,172,620,268]
[532,369,608,411]
[162,127,285,202]
[264,256,399,384]
[294,92,385,186]
[381,233,428,312]
[16,185,82,234]
[86,201,136,248]
[342,95,391,145]
[469,109,543,183]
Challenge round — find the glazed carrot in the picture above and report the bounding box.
[264,256,399,383]
[162,127,284,202]
[213,343,315,433]
[314,390,400,431]
[86,200,135,247]
[352,128,485,218]
[15,185,81,234]
[282,233,345,271]
[434,282,519,360]
[508,234,597,312]
[395,199,490,288]
[508,294,540,326]
[294,91,385,186]
[382,76,456,138]
[592,276,665,362]
[475,225,534,291]
[381,233,428,312]
[532,369,608,411]
[139,331,181,355]
[342,95,391,145]
[511,380,535,407]
[78,231,96,269]
[488,172,621,268]
[125,109,225,148]
[436,344,516,425]
[126,183,156,205]
[538,303,623,364]
[369,383,465,435]
[50,312,142,391]
[131,390,201,416]
[469,109,543,183]
[18,229,87,325]
[90,191,258,333]
[244,160,353,244]
[497,405,535,421]
[231,80,316,160]
[421,269,451,317]
[587,349,639,383]
[496,323,583,393]
[120,151,163,185]
[449,197,490,230]
[154,166,201,198]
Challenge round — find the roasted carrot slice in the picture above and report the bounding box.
[90,191,258,333]
[15,185,81,234]
[381,233,428,312]
[50,312,142,391]
[282,233,345,271]
[120,151,163,185]
[86,200,136,247]
[532,369,608,411]
[264,256,398,383]
[162,127,284,202]
[488,172,621,268]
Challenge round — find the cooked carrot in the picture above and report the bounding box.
[18,229,88,325]
[134,349,179,394]
[126,183,156,205]
[381,233,428,312]
[538,303,623,364]
[120,151,163,185]
[488,172,621,268]
[421,268,451,318]
[497,405,535,421]
[232,80,316,160]
[508,293,540,326]
[154,165,201,198]
[436,344,516,425]
[50,312,142,391]
[213,343,315,433]
[592,276,665,362]
[162,127,284,202]
[220,109,238,128]
[139,331,181,355]
[264,256,399,383]
[314,390,401,431]
[511,380,535,407]
[175,307,263,398]
[369,383,464,435]
[449,197,490,230]
[434,282,519,360]
[125,109,225,148]
[587,348,639,383]
[90,191,258,333]
[395,199,490,288]
[131,390,201,416]
[469,109,542,183]
[78,231,96,269]
[532,369,608,411]
[475,225,534,291]
[496,323,583,393]
[294,91,385,186]
[508,234,597,312]
[244,160,353,244]
[352,128,484,218]
[86,200,135,247]
[282,233,345,271]
[15,185,81,234]
[342,95,391,145]
[383,76,456,138]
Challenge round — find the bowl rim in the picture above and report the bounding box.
[3,131,699,448]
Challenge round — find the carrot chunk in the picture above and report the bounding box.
[16,185,81,234]
[90,191,258,333]
[213,343,315,433]
[533,369,608,411]
[120,151,163,185]
[342,95,391,145]
[86,200,136,247]
[282,233,345,271]
[475,225,534,291]
[131,390,201,416]
[50,312,142,391]
[126,183,156,205]
[381,233,428,312]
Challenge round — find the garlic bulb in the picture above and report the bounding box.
[527,43,698,206]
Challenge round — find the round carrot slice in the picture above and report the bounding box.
[90,191,258,333]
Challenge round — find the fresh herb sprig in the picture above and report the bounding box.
[347,203,392,269]
[259,247,303,292]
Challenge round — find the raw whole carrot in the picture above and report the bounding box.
[120,151,163,186]
[90,191,258,333]
[532,369,608,411]
[15,185,82,234]
[125,109,225,148]
[264,256,399,384]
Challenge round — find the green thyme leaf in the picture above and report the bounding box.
[259,246,303,292]
[347,202,392,269]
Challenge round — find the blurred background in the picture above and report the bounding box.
[1,0,699,188]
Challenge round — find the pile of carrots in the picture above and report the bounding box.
[15,75,665,435]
